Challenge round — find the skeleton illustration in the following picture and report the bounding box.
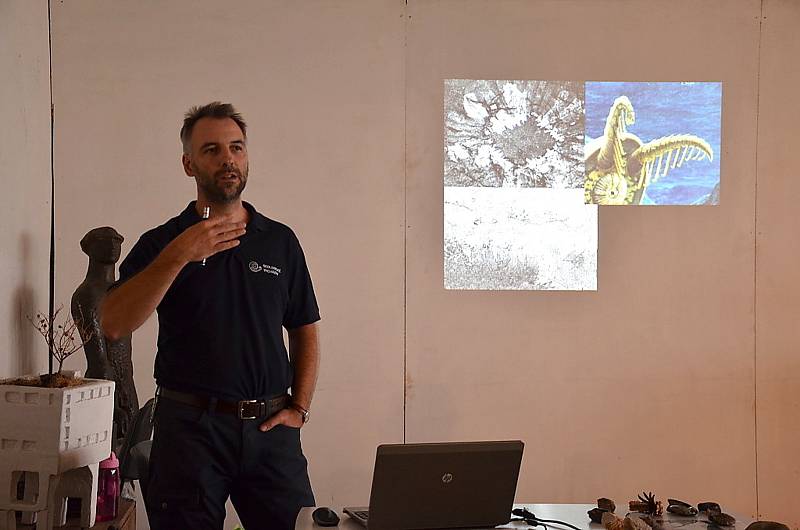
[584,96,713,205]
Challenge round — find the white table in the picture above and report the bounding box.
[296,503,754,530]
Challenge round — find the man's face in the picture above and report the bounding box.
[183,117,249,204]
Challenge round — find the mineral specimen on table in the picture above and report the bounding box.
[589,508,608,524]
[667,505,698,517]
[598,498,616,512]
[709,512,736,527]
[667,499,692,509]
[745,522,790,530]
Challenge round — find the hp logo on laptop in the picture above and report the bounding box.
[441,473,454,484]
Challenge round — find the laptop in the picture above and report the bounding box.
[343,440,524,530]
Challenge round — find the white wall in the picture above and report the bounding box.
[0,0,52,380]
[755,0,800,523]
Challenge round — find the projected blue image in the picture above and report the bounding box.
[584,82,722,205]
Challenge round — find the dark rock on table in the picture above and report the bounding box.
[709,513,736,527]
[667,505,698,517]
[598,498,616,512]
[667,499,692,509]
[589,508,608,524]
[745,522,790,530]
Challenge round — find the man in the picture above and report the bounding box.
[101,102,320,530]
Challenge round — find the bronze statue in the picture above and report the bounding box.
[71,227,138,447]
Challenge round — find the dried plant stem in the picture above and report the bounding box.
[27,305,94,374]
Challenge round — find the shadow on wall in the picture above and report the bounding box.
[11,232,36,377]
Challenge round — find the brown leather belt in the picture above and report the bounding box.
[158,388,289,420]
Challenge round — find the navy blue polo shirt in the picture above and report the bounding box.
[116,201,320,400]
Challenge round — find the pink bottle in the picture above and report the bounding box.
[96,451,120,522]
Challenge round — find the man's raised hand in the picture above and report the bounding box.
[164,216,246,265]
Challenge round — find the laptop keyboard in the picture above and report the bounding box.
[354,510,369,520]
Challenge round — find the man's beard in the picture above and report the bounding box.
[197,167,248,204]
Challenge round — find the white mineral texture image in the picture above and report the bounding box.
[444,187,597,290]
[444,79,584,188]
[444,79,596,290]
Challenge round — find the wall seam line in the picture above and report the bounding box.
[402,0,408,445]
[753,0,764,518]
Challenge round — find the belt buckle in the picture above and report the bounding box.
[238,399,259,420]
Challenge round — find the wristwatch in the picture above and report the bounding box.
[289,402,310,424]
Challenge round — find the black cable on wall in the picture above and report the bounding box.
[47,0,55,375]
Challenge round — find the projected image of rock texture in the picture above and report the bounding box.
[444,80,597,290]
[584,82,721,205]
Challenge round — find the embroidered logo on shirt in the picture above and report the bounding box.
[248,261,281,276]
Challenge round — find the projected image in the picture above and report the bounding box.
[445,188,597,290]
[445,80,584,188]
[584,82,722,205]
[444,80,597,290]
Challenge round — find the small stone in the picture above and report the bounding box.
[698,502,722,513]
[667,499,692,509]
[709,513,736,527]
[598,498,616,512]
[589,508,608,524]
[745,522,791,530]
[667,505,698,517]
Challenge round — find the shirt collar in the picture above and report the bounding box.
[243,201,269,232]
[177,201,269,232]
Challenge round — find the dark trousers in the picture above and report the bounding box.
[145,396,315,530]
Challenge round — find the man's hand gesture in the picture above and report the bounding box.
[165,217,247,265]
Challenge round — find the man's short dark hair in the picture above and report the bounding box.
[180,102,247,153]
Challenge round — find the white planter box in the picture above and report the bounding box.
[0,378,114,529]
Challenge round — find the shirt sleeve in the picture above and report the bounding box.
[283,231,321,329]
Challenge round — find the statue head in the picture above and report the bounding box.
[80,227,124,264]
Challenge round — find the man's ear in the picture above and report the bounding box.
[182,153,194,177]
